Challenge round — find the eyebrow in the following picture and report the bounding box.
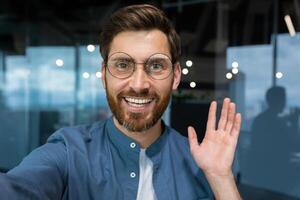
[109,53,170,63]
[111,57,133,62]
[147,57,167,61]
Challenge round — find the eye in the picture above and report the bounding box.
[115,60,131,71]
[117,62,128,68]
[150,63,163,71]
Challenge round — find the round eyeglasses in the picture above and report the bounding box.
[106,52,174,80]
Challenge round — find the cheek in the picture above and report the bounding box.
[106,78,128,96]
[156,82,173,98]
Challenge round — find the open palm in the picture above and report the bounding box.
[188,98,242,177]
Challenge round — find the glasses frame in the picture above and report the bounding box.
[105,52,175,80]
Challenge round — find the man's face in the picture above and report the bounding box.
[102,30,181,132]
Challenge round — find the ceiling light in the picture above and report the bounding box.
[276,72,283,79]
[96,71,102,78]
[232,68,239,74]
[182,68,189,75]
[232,61,238,68]
[190,81,196,88]
[87,44,96,52]
[226,72,233,79]
[83,72,90,79]
[56,59,64,67]
[186,60,193,67]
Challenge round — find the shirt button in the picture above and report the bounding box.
[130,142,136,148]
[130,172,136,178]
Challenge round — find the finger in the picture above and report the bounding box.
[188,126,199,150]
[225,102,236,133]
[206,101,217,131]
[217,98,230,130]
[231,113,242,138]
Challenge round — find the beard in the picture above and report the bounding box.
[105,80,172,132]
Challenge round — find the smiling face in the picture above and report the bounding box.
[102,30,181,132]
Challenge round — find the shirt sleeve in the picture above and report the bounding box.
[0,133,67,200]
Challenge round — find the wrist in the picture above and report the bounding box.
[204,171,241,200]
[205,170,235,179]
[203,168,234,179]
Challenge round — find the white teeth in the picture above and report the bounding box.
[125,97,152,104]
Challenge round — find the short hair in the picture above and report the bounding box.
[99,4,181,64]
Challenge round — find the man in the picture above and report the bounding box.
[0,4,242,200]
[248,86,299,193]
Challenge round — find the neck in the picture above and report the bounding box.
[113,117,162,148]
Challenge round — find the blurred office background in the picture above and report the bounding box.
[0,0,300,199]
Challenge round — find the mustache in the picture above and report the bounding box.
[118,88,157,98]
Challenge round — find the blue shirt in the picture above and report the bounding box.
[1,117,213,199]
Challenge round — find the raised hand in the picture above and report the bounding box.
[188,98,242,177]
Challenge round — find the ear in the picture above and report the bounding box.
[101,63,106,89]
[172,62,181,90]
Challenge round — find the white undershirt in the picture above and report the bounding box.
[136,149,157,200]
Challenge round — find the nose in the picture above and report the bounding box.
[128,64,150,92]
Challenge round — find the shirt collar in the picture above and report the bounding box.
[106,117,169,158]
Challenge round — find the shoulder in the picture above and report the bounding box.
[47,119,109,146]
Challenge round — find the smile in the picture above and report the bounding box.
[124,97,153,107]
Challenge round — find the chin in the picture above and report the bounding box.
[120,113,158,132]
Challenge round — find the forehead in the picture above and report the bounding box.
[109,30,171,60]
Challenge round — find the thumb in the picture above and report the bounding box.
[188,126,199,149]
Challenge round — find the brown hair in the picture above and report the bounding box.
[99,4,181,64]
